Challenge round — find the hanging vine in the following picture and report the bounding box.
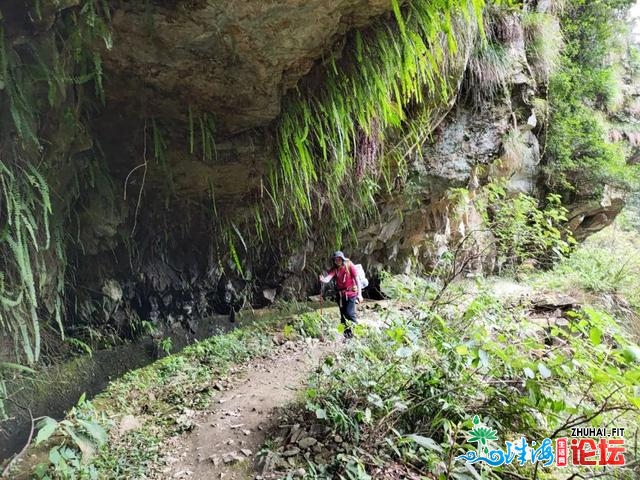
[264,0,493,246]
[0,0,112,369]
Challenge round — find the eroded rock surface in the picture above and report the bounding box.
[104,0,399,133]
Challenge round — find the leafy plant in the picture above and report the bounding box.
[67,338,93,357]
[530,215,640,340]
[158,337,173,356]
[483,183,575,272]
[32,394,110,480]
[293,311,334,339]
[295,275,640,479]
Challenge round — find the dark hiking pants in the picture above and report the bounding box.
[338,295,357,338]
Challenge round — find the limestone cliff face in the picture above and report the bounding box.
[86,0,404,245]
[69,2,635,298]
[59,0,412,329]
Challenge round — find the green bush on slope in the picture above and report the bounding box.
[544,0,639,201]
[297,279,640,479]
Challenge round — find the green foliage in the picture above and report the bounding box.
[379,271,438,302]
[545,84,633,196]
[523,12,563,84]
[0,0,111,360]
[483,183,575,271]
[561,0,634,68]
[205,177,249,278]
[32,394,110,480]
[186,106,217,162]
[265,0,489,244]
[158,337,172,356]
[300,277,640,479]
[66,338,93,357]
[291,311,334,339]
[0,0,112,422]
[464,4,526,108]
[545,0,638,200]
[149,118,178,204]
[200,112,217,163]
[0,161,51,364]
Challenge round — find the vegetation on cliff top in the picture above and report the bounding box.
[545,0,640,201]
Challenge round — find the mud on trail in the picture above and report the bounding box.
[157,336,337,480]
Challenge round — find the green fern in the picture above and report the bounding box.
[199,112,217,163]
[0,1,112,370]
[266,0,493,245]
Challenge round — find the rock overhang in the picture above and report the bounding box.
[102,0,401,134]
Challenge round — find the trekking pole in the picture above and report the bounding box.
[319,279,324,319]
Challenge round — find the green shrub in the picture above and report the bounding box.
[484,184,574,272]
[31,394,110,480]
[292,311,335,339]
[544,0,639,201]
[300,277,640,479]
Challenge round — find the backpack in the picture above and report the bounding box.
[354,263,369,289]
[346,261,369,289]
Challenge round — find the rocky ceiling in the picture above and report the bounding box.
[103,0,400,135]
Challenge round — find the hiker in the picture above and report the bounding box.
[319,251,363,338]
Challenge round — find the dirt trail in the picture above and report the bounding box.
[151,286,565,480]
[159,336,338,480]
[153,302,389,480]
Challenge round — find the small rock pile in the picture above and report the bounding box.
[255,422,342,479]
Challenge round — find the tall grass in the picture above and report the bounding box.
[465,40,513,107]
[463,5,522,108]
[523,12,564,85]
